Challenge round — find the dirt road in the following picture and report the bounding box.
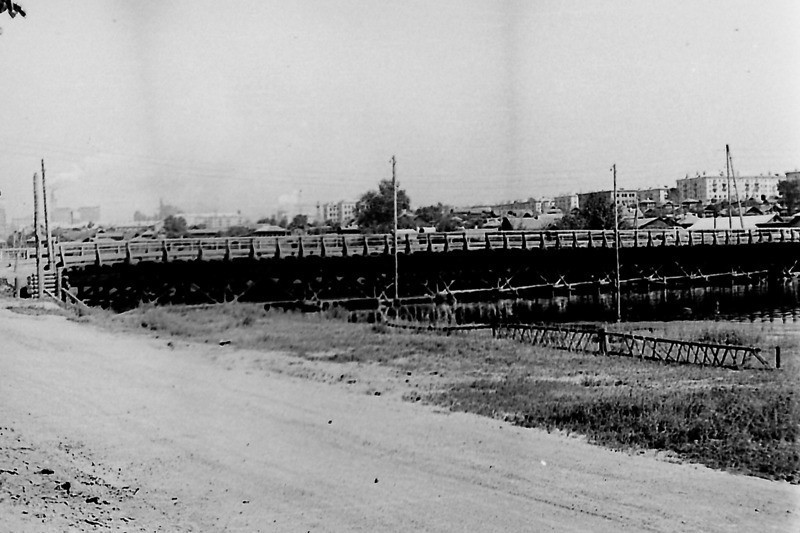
[0,302,797,532]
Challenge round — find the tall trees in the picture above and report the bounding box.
[163,215,188,238]
[415,203,461,232]
[549,194,616,230]
[356,179,410,233]
[288,214,309,231]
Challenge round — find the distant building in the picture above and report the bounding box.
[52,207,73,225]
[676,175,779,203]
[253,224,289,236]
[531,197,555,214]
[319,201,357,225]
[177,212,248,230]
[637,187,671,206]
[785,171,800,182]
[77,206,101,224]
[472,200,540,218]
[553,194,579,213]
[578,190,638,209]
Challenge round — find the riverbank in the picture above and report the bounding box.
[92,303,800,483]
[1,298,797,531]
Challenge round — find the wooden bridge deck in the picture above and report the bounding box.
[53,228,800,269]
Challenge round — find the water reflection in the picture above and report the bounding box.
[382,279,800,324]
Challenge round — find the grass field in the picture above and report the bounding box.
[96,303,799,483]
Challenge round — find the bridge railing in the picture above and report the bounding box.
[53,227,800,268]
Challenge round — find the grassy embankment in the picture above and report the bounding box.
[98,304,798,483]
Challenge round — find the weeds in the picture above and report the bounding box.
[440,378,798,482]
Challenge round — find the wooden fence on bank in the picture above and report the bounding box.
[387,321,772,369]
[493,323,770,369]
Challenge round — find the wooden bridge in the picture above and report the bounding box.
[22,227,800,311]
[54,227,800,269]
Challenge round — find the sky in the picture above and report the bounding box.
[0,0,798,223]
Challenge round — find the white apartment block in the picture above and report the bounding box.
[676,175,779,203]
[319,201,357,225]
[636,187,671,205]
[553,194,579,213]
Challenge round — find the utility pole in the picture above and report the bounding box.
[727,145,745,230]
[391,155,399,301]
[32,172,43,298]
[41,159,54,269]
[725,146,733,230]
[612,164,621,323]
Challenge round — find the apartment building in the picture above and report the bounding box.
[553,194,579,213]
[676,175,779,203]
[319,201,357,225]
[636,187,671,205]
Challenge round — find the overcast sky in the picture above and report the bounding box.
[1,0,798,222]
